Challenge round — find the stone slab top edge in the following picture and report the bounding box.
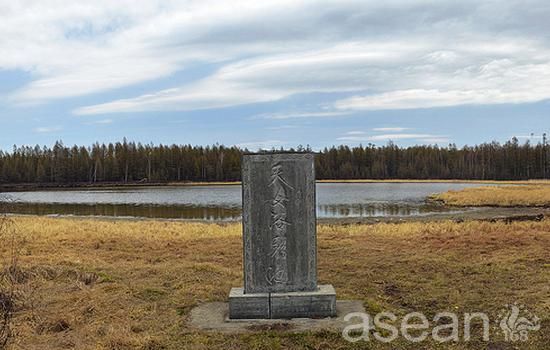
[229,285,335,297]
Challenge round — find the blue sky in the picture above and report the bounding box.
[1,1,549,151]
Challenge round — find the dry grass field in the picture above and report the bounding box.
[0,217,549,349]
[431,184,550,207]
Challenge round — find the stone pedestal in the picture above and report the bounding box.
[229,153,336,319]
[229,288,270,319]
[229,285,336,319]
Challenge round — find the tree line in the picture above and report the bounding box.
[0,137,548,184]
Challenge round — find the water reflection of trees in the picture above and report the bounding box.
[317,203,450,218]
[2,202,456,220]
[0,203,242,221]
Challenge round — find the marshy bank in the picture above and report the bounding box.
[2,182,550,225]
[429,184,550,207]
[0,181,528,222]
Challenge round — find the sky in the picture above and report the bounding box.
[1,0,549,151]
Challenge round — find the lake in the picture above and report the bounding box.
[0,183,485,220]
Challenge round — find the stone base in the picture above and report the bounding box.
[188,300,364,333]
[229,285,336,319]
[229,288,270,319]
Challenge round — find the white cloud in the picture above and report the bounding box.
[372,127,410,132]
[74,81,287,115]
[337,133,449,142]
[265,125,298,130]
[254,111,352,120]
[2,0,550,114]
[335,85,550,111]
[33,126,63,133]
[86,118,113,125]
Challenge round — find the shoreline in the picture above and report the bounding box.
[5,206,549,225]
[1,179,549,192]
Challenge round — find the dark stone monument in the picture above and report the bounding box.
[229,153,336,319]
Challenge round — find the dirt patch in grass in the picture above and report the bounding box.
[1,216,548,349]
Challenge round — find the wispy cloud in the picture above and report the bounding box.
[33,126,63,133]
[86,118,113,125]
[337,133,449,143]
[334,86,550,111]
[265,125,299,130]
[339,133,432,141]
[372,127,410,132]
[343,128,411,136]
[253,111,351,120]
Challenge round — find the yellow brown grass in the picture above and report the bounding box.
[432,184,550,207]
[1,216,549,349]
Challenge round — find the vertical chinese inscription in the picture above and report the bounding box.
[243,153,317,294]
[266,162,294,286]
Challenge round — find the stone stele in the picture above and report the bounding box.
[229,153,336,319]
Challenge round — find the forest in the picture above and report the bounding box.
[0,137,548,184]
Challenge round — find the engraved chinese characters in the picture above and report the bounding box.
[242,153,317,294]
[266,162,293,286]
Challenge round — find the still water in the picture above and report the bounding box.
[0,183,483,220]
